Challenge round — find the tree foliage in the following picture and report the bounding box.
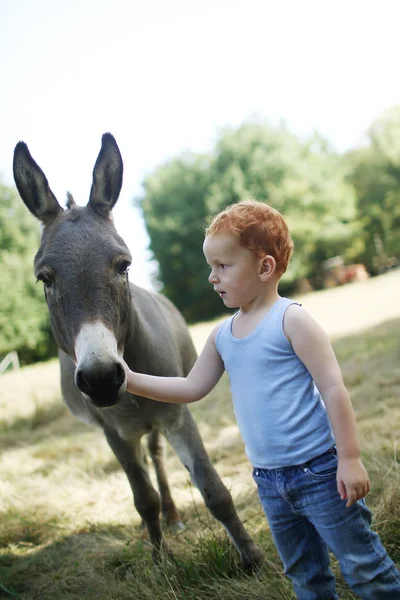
[346,106,400,273]
[141,153,223,321]
[0,180,56,364]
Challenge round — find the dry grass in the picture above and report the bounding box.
[0,270,399,599]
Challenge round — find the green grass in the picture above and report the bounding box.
[0,275,399,599]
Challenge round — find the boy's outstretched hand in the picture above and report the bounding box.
[337,457,371,507]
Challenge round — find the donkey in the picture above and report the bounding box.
[13,133,263,569]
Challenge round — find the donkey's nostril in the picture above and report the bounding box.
[76,368,92,395]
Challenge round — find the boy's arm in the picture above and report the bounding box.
[283,304,370,507]
[125,324,225,404]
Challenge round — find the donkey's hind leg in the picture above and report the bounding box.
[147,429,184,531]
[166,408,264,570]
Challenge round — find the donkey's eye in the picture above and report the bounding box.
[117,260,131,275]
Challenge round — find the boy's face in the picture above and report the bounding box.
[203,233,263,309]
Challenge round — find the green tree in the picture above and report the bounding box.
[140,152,223,322]
[0,180,56,364]
[346,106,400,273]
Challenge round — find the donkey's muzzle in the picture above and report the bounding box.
[75,361,126,407]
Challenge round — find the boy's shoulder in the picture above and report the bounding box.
[211,313,236,346]
[283,302,329,347]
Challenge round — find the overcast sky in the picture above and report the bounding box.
[1,0,399,289]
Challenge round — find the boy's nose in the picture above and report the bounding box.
[208,271,218,284]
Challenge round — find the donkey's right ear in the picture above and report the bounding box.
[13,142,62,225]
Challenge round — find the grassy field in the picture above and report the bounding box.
[0,270,399,599]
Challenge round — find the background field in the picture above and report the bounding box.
[0,270,399,599]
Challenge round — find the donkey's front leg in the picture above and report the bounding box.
[103,428,170,561]
[166,409,264,570]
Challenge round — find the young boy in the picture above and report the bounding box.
[125,200,400,599]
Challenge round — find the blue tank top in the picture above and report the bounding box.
[215,297,335,468]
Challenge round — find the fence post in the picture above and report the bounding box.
[0,351,20,375]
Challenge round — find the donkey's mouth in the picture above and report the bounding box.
[84,389,126,408]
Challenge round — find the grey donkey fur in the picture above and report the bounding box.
[13,133,264,569]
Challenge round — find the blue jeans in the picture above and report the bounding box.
[253,447,400,599]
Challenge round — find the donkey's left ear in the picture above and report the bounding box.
[88,133,123,217]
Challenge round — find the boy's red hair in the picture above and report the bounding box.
[205,200,294,275]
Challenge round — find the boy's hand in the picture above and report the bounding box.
[337,457,371,507]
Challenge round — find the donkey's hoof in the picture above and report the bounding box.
[167,520,185,533]
[241,546,265,573]
[152,539,176,565]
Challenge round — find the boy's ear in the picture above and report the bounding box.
[259,255,276,280]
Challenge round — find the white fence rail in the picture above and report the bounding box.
[0,351,20,375]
